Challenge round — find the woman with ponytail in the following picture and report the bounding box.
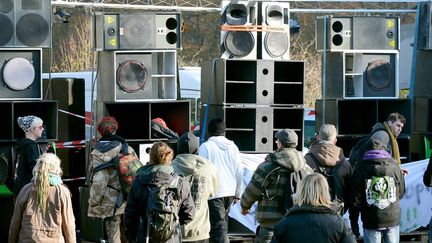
[8,153,76,243]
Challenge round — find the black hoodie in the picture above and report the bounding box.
[13,138,42,196]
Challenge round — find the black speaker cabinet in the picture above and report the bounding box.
[414,50,432,97]
[201,59,304,106]
[95,100,190,141]
[43,78,85,142]
[0,0,51,47]
[0,49,42,100]
[323,51,398,98]
[200,105,304,152]
[221,0,258,60]
[316,99,410,136]
[412,97,432,134]
[260,2,290,60]
[97,50,177,102]
[94,12,181,50]
[419,2,432,50]
[316,16,399,51]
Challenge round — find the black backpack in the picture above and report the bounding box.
[307,153,344,214]
[145,173,181,243]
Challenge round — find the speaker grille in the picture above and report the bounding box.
[16,13,49,46]
[0,15,13,45]
[0,1,13,13]
[120,15,155,49]
[365,59,392,91]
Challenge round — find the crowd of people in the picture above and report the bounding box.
[7,112,427,243]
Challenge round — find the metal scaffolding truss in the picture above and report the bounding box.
[51,0,424,13]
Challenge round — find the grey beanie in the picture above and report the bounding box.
[177,132,199,155]
[17,115,42,133]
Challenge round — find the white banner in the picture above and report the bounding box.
[229,154,432,234]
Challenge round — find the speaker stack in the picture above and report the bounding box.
[410,2,432,161]
[200,1,304,154]
[0,1,55,237]
[314,16,411,162]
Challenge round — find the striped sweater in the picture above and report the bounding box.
[240,148,312,228]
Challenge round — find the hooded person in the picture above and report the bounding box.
[125,141,195,243]
[14,115,45,197]
[198,118,243,243]
[240,129,313,243]
[88,116,138,243]
[171,132,219,242]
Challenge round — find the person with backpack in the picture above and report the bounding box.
[348,112,407,236]
[88,116,138,243]
[125,141,195,243]
[240,129,312,243]
[9,153,76,243]
[198,118,243,243]
[304,124,353,215]
[271,173,357,243]
[171,132,219,242]
[351,138,405,243]
[13,115,45,197]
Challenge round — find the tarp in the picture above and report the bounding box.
[229,154,432,234]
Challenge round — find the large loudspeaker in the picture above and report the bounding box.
[201,59,304,106]
[95,101,190,141]
[324,51,398,98]
[221,0,258,60]
[315,99,411,136]
[97,50,177,102]
[260,2,290,60]
[0,49,42,100]
[414,50,432,97]
[0,0,51,47]
[94,13,181,50]
[200,105,304,152]
[418,2,432,50]
[316,16,399,51]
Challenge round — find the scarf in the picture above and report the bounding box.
[100,133,126,144]
[384,122,401,165]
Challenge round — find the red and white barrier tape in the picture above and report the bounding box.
[55,140,86,149]
[58,109,92,124]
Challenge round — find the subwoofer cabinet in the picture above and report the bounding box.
[315,98,411,136]
[201,59,304,106]
[323,50,399,99]
[200,105,304,152]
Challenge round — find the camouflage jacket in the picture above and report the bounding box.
[87,140,137,218]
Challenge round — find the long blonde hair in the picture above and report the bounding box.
[32,153,63,215]
[293,173,331,207]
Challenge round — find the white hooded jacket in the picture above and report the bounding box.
[198,136,243,199]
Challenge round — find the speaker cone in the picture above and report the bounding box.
[224,31,254,58]
[16,13,49,46]
[116,60,148,93]
[2,57,35,90]
[0,15,13,46]
[264,32,289,58]
[366,59,392,91]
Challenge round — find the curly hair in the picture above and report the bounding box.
[96,116,119,136]
[149,141,174,165]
